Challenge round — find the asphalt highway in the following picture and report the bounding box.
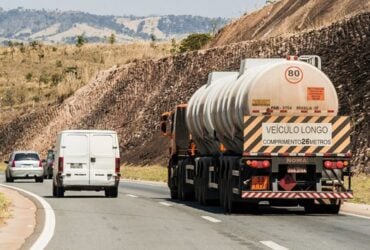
[4,177,370,250]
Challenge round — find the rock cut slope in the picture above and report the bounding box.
[208,0,370,47]
[0,12,368,172]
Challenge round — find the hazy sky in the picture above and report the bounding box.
[0,0,266,18]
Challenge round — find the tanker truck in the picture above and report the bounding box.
[160,55,353,213]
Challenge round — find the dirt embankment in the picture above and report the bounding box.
[0,13,368,171]
[208,0,370,48]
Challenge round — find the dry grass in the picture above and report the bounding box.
[0,162,6,172]
[0,42,171,121]
[0,192,10,220]
[349,175,370,204]
[121,164,167,182]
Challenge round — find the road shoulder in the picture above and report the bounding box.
[342,202,370,218]
[0,186,36,250]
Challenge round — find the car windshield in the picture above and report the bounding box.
[14,153,40,161]
[47,151,54,160]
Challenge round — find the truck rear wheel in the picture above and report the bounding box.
[304,202,341,214]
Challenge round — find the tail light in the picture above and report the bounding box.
[324,160,348,169]
[58,157,64,172]
[246,160,271,169]
[11,161,16,167]
[115,158,120,173]
[39,161,42,168]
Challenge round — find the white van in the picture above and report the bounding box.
[53,130,121,198]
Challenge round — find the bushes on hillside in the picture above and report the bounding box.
[178,33,212,53]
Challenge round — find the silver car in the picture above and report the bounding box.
[5,151,44,183]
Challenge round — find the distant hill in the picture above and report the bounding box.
[0,8,229,44]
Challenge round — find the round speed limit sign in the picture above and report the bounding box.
[285,66,303,84]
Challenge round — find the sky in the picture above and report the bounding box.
[0,0,267,18]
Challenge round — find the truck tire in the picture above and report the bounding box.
[226,169,238,213]
[177,159,194,201]
[305,203,341,214]
[200,165,211,206]
[170,190,178,199]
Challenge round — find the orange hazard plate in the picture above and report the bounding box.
[251,176,269,190]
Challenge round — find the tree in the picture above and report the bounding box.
[179,33,212,53]
[108,33,116,45]
[76,33,88,47]
[170,38,179,55]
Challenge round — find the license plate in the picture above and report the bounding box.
[251,176,269,190]
[70,163,82,169]
[287,166,307,173]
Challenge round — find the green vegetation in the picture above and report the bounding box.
[121,165,167,182]
[76,33,88,47]
[179,33,212,53]
[0,192,10,220]
[350,175,370,204]
[108,33,116,45]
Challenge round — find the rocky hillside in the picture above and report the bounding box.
[0,12,368,172]
[0,8,228,43]
[208,0,370,47]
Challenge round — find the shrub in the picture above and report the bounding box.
[25,72,33,82]
[179,33,212,53]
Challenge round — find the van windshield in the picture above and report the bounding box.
[14,153,40,161]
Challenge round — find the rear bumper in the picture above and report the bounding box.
[10,169,43,178]
[241,191,353,199]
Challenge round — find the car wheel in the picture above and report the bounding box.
[56,186,64,197]
[52,183,57,197]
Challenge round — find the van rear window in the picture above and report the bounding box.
[14,153,40,161]
[64,134,88,155]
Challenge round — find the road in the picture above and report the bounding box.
[3,177,370,250]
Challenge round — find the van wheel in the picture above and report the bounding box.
[110,187,118,198]
[6,175,13,183]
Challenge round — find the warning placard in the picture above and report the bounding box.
[307,87,325,101]
[262,123,332,146]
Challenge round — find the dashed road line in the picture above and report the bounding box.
[126,194,138,198]
[0,184,56,250]
[260,241,289,250]
[159,201,172,207]
[340,212,370,220]
[201,216,221,223]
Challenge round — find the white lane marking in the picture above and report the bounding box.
[159,202,172,207]
[126,194,138,198]
[201,216,221,223]
[340,212,370,220]
[260,241,289,250]
[0,184,56,250]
